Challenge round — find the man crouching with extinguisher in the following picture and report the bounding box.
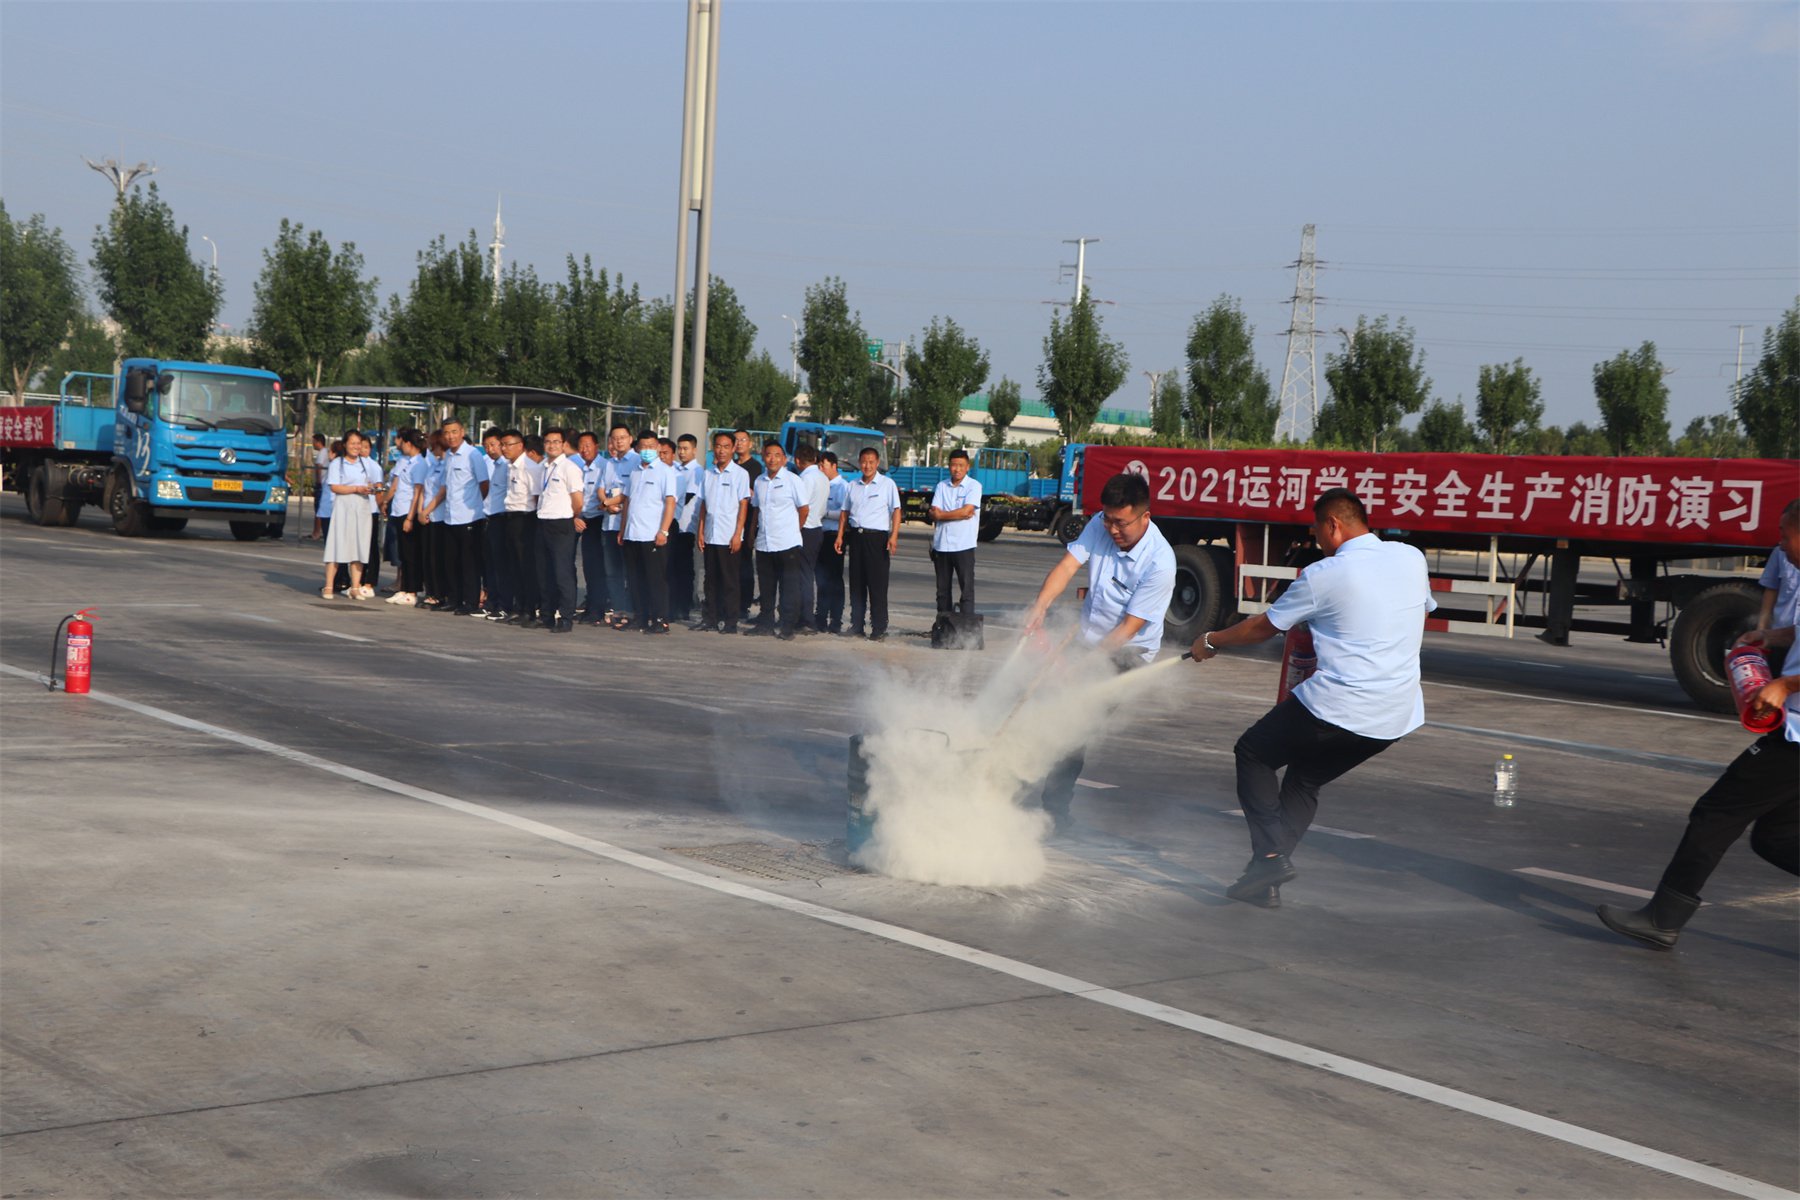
[1188,487,1435,907]
[1597,497,1800,950]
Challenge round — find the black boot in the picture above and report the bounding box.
[1596,886,1701,951]
[1227,853,1296,902]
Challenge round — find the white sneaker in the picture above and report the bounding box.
[385,591,406,605]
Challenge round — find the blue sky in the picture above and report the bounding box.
[3,1,1795,433]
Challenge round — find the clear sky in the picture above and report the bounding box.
[3,1,1795,433]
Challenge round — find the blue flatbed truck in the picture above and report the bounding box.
[1,360,289,539]
[889,446,1040,543]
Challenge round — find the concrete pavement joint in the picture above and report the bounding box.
[0,662,1789,1200]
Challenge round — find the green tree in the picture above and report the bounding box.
[984,376,1022,447]
[722,351,798,432]
[902,316,989,457]
[796,276,868,426]
[1315,316,1431,451]
[1,204,84,401]
[1185,296,1275,447]
[247,219,377,449]
[382,233,497,387]
[1520,425,1568,456]
[90,183,220,360]
[38,311,118,392]
[1563,420,1612,456]
[492,263,564,391]
[1415,398,1477,452]
[561,256,649,410]
[1592,341,1670,455]
[1734,301,1799,459]
[1474,358,1543,454]
[1039,291,1129,440]
[1151,371,1185,438]
[849,363,899,432]
[1671,413,1751,458]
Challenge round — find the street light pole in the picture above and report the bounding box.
[668,0,721,447]
[201,235,218,273]
[780,313,799,386]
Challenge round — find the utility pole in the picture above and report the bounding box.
[1062,237,1098,305]
[489,197,506,304]
[201,235,218,273]
[1731,324,1750,402]
[668,0,721,445]
[780,313,799,386]
[84,155,156,200]
[1144,369,1168,408]
[1276,224,1319,444]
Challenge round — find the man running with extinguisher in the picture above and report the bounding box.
[1188,487,1435,907]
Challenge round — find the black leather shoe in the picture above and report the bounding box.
[1227,854,1296,901]
[688,621,715,632]
[520,618,543,630]
[1242,886,1281,910]
[743,625,774,637]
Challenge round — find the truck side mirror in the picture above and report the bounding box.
[122,370,149,413]
[156,374,176,395]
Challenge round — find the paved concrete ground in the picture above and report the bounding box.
[1,501,1794,1199]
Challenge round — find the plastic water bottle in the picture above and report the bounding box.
[1493,754,1517,808]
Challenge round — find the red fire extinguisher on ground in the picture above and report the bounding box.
[49,609,96,694]
[1276,624,1317,705]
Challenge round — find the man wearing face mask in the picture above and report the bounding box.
[617,429,681,635]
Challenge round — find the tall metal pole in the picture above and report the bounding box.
[667,0,701,424]
[1732,324,1749,402]
[1063,237,1097,305]
[780,313,799,385]
[682,0,721,436]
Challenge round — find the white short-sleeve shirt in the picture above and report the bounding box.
[536,454,586,520]
[327,455,382,514]
[930,476,984,553]
[673,461,704,534]
[844,473,901,531]
[752,469,807,552]
[387,454,420,518]
[800,464,829,531]
[1266,532,1437,741]
[1066,516,1176,664]
[623,459,680,542]
[503,455,545,512]
[699,461,751,545]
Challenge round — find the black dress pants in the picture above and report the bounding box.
[397,522,424,594]
[702,543,741,629]
[796,527,823,628]
[577,524,608,618]
[424,520,447,600]
[1234,696,1394,858]
[537,518,576,623]
[754,545,802,633]
[1659,730,1799,898]
[667,531,697,620]
[485,514,513,615]
[739,513,758,618]
[932,547,975,614]
[623,539,669,626]
[503,512,541,620]
[815,531,845,630]
[443,520,485,612]
[847,530,891,635]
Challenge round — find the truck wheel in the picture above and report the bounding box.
[1204,544,1237,623]
[1165,542,1226,645]
[229,521,265,541]
[978,514,1005,543]
[1669,582,1760,714]
[106,472,151,537]
[149,516,188,533]
[264,518,286,540]
[27,465,66,527]
[1053,509,1086,545]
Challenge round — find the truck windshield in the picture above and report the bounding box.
[824,431,885,465]
[161,372,281,433]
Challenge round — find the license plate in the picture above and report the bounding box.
[213,479,243,492]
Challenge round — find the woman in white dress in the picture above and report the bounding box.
[322,430,381,599]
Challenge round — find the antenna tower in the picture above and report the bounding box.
[1276,224,1319,443]
[489,196,506,302]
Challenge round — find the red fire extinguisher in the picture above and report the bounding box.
[1276,624,1317,704]
[49,608,96,694]
[1725,643,1783,735]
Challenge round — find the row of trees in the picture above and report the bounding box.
[3,188,1795,461]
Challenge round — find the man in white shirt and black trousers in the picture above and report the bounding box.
[1190,487,1435,907]
[794,442,830,634]
[747,441,809,639]
[498,430,545,628]
[694,430,751,634]
[535,428,587,634]
[837,446,903,641]
[1023,471,1177,837]
[929,448,983,618]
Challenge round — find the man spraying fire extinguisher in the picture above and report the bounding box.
[1187,487,1435,907]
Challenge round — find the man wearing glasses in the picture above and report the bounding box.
[1189,487,1434,907]
[1022,472,1176,836]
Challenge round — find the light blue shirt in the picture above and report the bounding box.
[1067,515,1176,665]
[799,464,829,531]
[752,469,807,552]
[327,455,381,514]
[1759,546,1798,607]
[824,474,849,530]
[418,452,445,521]
[600,454,635,531]
[439,442,490,526]
[673,461,704,534]
[579,452,606,518]
[1770,552,1800,744]
[484,453,509,517]
[844,472,901,532]
[388,453,421,518]
[623,459,680,542]
[930,476,984,553]
[1267,532,1437,741]
[698,461,751,545]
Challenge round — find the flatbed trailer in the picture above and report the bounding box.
[1076,445,1799,714]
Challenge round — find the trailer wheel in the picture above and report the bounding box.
[105,471,151,537]
[1165,543,1227,645]
[28,465,77,527]
[978,514,1005,543]
[1053,508,1085,545]
[229,521,265,541]
[1204,544,1237,623]
[1669,583,1760,714]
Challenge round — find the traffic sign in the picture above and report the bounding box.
[866,340,884,361]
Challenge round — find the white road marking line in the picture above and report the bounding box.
[652,696,730,715]
[1216,809,1374,839]
[414,649,477,663]
[1,662,1790,1200]
[1520,661,1565,669]
[231,612,278,624]
[807,727,853,738]
[1425,679,1732,723]
[1634,673,1671,682]
[1424,721,1723,776]
[1076,778,1117,790]
[1514,868,1661,902]
[315,629,374,643]
[539,673,591,687]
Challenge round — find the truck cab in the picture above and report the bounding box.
[779,420,886,468]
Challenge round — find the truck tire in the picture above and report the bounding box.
[106,471,151,537]
[1204,544,1238,623]
[1053,508,1086,545]
[28,465,66,527]
[149,516,188,533]
[978,514,1005,543]
[264,518,286,540]
[1164,542,1227,645]
[1669,582,1760,714]
[229,521,265,541]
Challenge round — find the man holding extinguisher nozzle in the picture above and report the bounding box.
[1596,498,1800,951]
[1189,487,1435,908]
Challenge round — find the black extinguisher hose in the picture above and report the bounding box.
[48,614,71,692]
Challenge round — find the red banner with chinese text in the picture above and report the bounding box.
[1081,447,1798,550]
[0,407,54,449]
